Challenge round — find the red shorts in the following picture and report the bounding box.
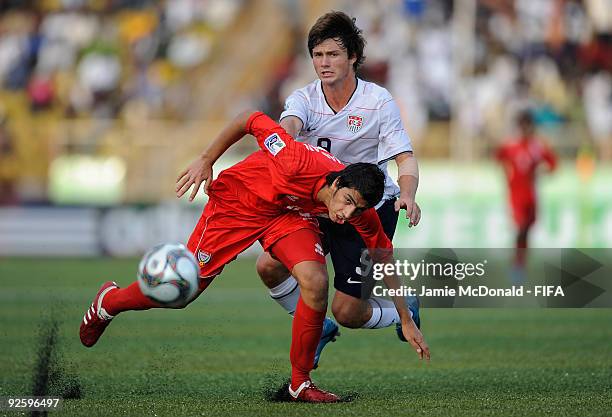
[186,179,325,288]
[510,195,536,229]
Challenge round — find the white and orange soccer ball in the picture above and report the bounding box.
[137,243,200,307]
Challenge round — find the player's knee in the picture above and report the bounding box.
[295,268,328,301]
[301,269,328,289]
[331,303,362,328]
[256,254,289,289]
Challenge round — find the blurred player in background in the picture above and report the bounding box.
[256,11,421,366]
[80,110,429,403]
[496,110,557,280]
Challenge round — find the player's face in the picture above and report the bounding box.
[328,185,368,224]
[519,120,535,138]
[312,38,356,87]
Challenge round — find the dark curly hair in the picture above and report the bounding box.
[325,163,385,208]
[307,11,366,72]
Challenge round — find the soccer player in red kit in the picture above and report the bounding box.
[496,111,557,275]
[79,110,429,403]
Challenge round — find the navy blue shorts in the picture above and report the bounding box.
[319,198,398,299]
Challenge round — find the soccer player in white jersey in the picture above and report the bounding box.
[256,11,423,367]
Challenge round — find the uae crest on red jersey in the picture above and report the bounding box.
[197,250,211,266]
[347,114,364,133]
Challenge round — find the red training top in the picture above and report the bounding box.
[496,137,557,203]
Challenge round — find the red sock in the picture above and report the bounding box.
[103,282,160,316]
[290,296,325,390]
[515,227,529,267]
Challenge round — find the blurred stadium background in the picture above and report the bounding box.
[0,0,611,258]
[1,3,611,415]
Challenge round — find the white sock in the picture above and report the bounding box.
[268,275,300,316]
[362,297,409,329]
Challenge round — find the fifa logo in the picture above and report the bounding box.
[264,133,286,156]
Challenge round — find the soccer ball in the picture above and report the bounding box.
[137,243,200,307]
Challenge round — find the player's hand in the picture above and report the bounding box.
[176,155,214,201]
[394,197,421,227]
[401,318,430,361]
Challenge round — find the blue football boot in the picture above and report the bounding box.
[396,295,421,342]
[313,317,340,369]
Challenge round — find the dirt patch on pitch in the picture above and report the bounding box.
[31,311,83,403]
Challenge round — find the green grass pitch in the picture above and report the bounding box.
[1,257,611,416]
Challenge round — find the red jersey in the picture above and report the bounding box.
[496,137,557,203]
[211,111,392,253]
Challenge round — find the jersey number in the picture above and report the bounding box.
[317,137,331,152]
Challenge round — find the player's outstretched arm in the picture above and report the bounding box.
[352,210,430,360]
[543,141,558,173]
[382,271,430,361]
[176,110,255,200]
[394,152,421,227]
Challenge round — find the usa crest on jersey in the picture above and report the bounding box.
[347,114,364,133]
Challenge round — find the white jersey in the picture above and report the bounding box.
[280,78,412,206]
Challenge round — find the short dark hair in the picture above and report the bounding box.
[326,162,385,208]
[308,11,366,72]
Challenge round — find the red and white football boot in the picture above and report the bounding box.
[288,380,340,403]
[79,281,118,347]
